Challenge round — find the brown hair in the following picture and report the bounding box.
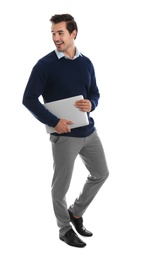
[50,14,78,39]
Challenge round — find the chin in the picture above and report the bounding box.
[57,47,63,52]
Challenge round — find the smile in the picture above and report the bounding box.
[55,41,63,46]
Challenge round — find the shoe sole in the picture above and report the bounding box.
[75,229,93,237]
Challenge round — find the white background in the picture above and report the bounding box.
[0,0,141,259]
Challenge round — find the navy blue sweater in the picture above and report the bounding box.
[22,51,100,137]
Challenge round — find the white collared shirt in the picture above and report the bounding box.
[55,48,82,60]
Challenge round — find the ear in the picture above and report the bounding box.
[71,29,77,40]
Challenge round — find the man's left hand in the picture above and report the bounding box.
[75,99,92,112]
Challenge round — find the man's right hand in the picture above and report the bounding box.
[54,119,74,134]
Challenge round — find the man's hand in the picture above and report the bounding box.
[75,99,92,112]
[54,119,74,134]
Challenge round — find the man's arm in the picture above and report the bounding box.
[88,63,100,111]
[22,63,59,127]
[74,64,99,113]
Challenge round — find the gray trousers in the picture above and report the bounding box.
[50,131,109,236]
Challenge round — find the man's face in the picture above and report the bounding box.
[51,21,76,53]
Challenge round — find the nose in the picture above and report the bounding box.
[53,33,60,42]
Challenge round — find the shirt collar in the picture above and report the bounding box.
[55,48,82,60]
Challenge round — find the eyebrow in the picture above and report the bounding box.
[51,30,64,33]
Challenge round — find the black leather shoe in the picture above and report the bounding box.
[59,228,86,247]
[68,210,93,237]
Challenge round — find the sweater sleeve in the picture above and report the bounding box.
[88,64,100,111]
[22,62,60,127]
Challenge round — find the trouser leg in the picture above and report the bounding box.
[69,131,109,217]
[50,135,83,236]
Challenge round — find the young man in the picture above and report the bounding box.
[22,14,109,248]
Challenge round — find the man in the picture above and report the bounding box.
[22,14,109,248]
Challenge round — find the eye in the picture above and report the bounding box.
[59,32,64,35]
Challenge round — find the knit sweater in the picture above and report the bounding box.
[22,50,100,137]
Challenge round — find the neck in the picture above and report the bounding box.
[63,47,76,60]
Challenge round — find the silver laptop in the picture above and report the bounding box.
[43,95,89,133]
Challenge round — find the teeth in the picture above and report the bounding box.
[56,42,63,45]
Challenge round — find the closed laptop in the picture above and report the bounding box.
[43,95,89,133]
